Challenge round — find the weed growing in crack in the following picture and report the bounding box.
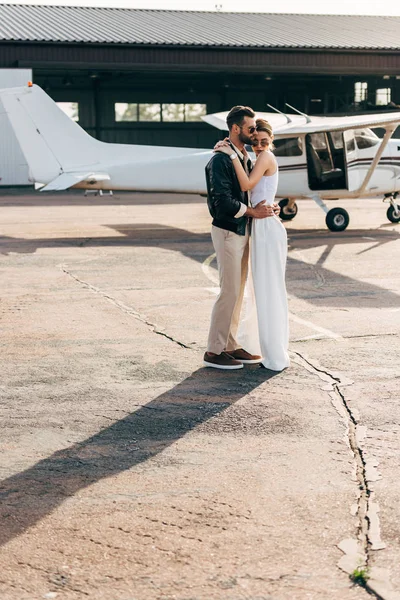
[350,566,369,587]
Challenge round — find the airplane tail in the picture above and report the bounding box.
[0,84,101,187]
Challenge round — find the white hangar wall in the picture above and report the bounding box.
[0,69,32,186]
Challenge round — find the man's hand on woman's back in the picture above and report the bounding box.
[246,201,280,219]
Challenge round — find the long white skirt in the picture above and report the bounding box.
[238,215,290,371]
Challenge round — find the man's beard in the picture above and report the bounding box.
[239,131,253,145]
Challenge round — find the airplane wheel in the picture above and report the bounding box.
[279,199,298,220]
[387,205,400,223]
[325,207,349,232]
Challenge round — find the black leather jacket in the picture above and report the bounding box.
[205,148,252,236]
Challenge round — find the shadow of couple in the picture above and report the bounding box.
[0,365,277,548]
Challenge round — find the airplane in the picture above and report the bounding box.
[1,83,400,232]
[203,107,400,231]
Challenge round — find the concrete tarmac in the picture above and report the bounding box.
[0,191,399,600]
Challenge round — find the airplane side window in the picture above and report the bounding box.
[354,128,380,150]
[311,133,327,150]
[310,133,332,171]
[330,131,344,149]
[273,137,303,157]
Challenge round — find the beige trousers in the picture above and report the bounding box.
[207,224,250,354]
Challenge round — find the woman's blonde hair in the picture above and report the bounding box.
[256,118,275,150]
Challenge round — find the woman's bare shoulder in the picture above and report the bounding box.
[258,151,277,176]
[255,150,275,169]
[267,150,277,163]
[257,150,274,163]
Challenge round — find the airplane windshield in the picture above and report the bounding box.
[354,128,380,150]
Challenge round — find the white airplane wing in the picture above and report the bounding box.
[202,110,400,136]
[40,172,111,191]
[201,111,298,131]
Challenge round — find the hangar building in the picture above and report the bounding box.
[0,4,400,185]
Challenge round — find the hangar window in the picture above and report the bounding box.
[139,104,161,122]
[57,102,79,122]
[273,137,303,157]
[161,103,207,122]
[115,103,206,123]
[115,103,138,122]
[376,88,391,106]
[162,103,185,121]
[354,82,367,103]
[115,103,162,122]
[184,104,207,121]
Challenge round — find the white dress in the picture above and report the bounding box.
[238,155,290,370]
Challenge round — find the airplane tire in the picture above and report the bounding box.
[325,207,349,232]
[279,198,298,220]
[387,205,400,223]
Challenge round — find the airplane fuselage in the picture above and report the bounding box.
[71,130,400,201]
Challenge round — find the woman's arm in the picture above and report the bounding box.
[234,151,271,191]
[214,145,272,191]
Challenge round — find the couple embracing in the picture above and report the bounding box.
[203,105,290,372]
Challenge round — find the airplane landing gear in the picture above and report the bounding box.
[310,194,350,232]
[279,198,298,220]
[84,189,113,197]
[387,205,400,223]
[384,193,400,224]
[325,207,350,232]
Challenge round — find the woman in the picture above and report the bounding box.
[214,119,290,370]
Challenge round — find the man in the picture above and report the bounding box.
[203,105,280,370]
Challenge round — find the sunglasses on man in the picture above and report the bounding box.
[239,125,256,134]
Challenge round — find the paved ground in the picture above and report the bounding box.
[0,191,399,600]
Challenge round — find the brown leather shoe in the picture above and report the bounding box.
[227,349,263,364]
[203,351,243,370]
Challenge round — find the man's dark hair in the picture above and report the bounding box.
[226,105,255,131]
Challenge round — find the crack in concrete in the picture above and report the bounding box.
[60,265,192,350]
[291,351,396,600]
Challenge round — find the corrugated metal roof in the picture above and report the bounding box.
[0,4,399,49]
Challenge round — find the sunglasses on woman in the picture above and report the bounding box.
[251,139,270,147]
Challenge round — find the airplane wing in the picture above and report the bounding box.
[39,172,110,191]
[201,111,300,131]
[202,110,400,136]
